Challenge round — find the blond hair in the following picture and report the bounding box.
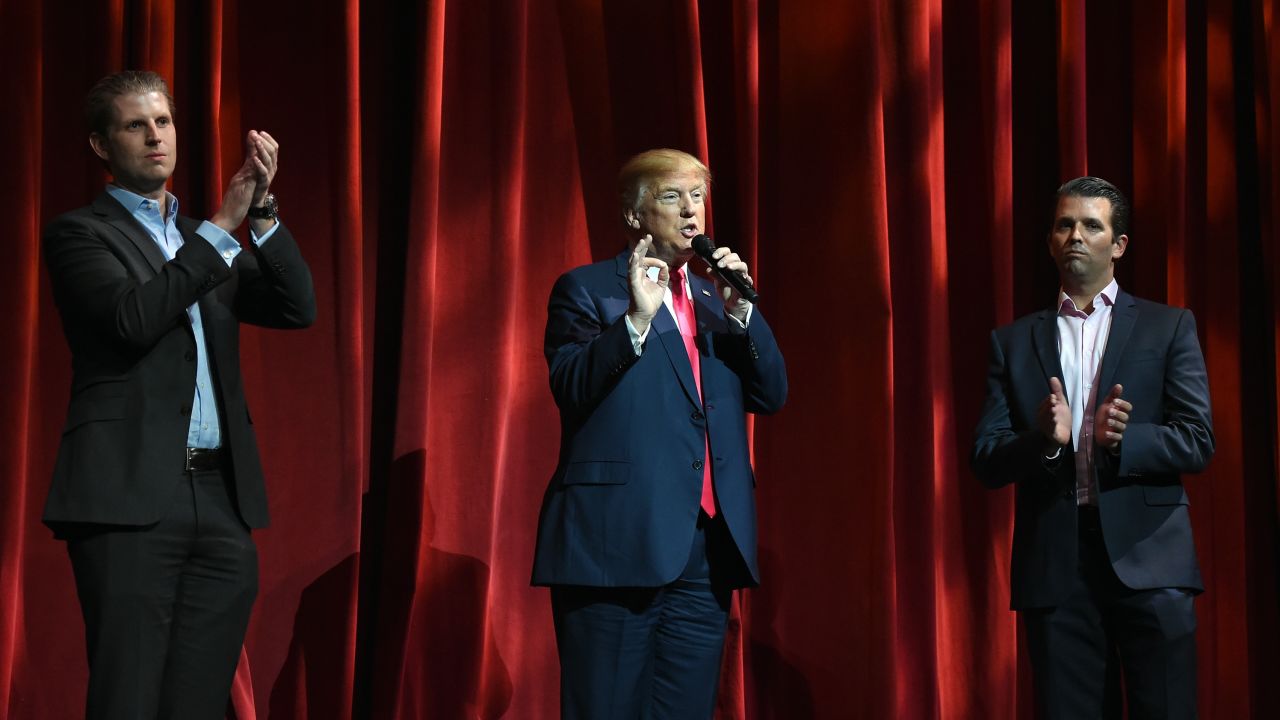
[617,148,711,211]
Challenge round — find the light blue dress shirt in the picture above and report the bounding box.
[106,185,278,448]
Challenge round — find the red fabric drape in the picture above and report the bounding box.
[2,1,1278,718]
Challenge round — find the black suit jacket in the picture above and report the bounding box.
[972,289,1214,609]
[42,191,316,530]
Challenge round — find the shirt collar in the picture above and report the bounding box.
[1057,278,1119,317]
[106,184,179,219]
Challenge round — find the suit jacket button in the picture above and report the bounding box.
[691,411,704,422]
[692,460,704,470]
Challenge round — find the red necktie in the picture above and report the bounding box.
[673,267,716,517]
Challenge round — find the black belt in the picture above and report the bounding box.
[185,447,224,472]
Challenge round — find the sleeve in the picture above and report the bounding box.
[230,221,317,329]
[43,213,233,351]
[732,311,787,415]
[544,272,641,414]
[971,330,1060,489]
[1114,309,1215,476]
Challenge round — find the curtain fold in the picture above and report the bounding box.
[2,1,1278,717]
[0,0,42,713]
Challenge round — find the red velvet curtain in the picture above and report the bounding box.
[2,1,1278,717]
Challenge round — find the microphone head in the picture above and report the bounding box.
[691,234,716,259]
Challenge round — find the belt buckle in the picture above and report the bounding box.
[185,447,196,472]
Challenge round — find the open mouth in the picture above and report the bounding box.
[680,224,699,238]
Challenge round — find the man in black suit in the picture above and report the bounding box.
[43,70,315,719]
[973,177,1213,719]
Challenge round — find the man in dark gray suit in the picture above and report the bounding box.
[973,177,1213,719]
[43,70,315,719]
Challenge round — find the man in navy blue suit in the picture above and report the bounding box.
[973,177,1213,719]
[533,148,787,718]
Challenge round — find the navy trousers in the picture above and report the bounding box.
[1023,506,1198,720]
[551,512,747,719]
[65,467,258,720]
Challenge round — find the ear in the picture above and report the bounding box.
[89,133,110,163]
[1112,234,1128,260]
[623,208,641,229]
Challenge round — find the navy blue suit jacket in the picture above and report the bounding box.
[972,289,1214,609]
[532,250,787,588]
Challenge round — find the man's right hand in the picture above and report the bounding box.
[211,130,277,234]
[1037,376,1072,453]
[626,234,669,336]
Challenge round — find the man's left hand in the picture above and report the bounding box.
[702,246,752,324]
[1095,384,1132,449]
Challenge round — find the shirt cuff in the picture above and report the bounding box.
[727,305,753,332]
[624,315,649,355]
[250,222,280,246]
[196,221,242,267]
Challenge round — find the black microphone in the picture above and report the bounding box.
[691,234,759,304]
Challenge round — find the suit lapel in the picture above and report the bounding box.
[1097,289,1137,395]
[689,271,720,336]
[93,192,166,276]
[653,300,702,408]
[1032,308,1068,402]
[613,250,630,294]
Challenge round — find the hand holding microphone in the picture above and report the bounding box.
[691,234,759,305]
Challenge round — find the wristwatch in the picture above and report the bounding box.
[247,193,278,221]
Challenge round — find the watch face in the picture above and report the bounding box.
[250,194,278,218]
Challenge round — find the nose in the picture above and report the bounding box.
[679,196,695,216]
[144,121,161,144]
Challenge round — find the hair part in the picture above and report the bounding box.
[85,70,175,137]
[618,148,711,212]
[1055,176,1130,238]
